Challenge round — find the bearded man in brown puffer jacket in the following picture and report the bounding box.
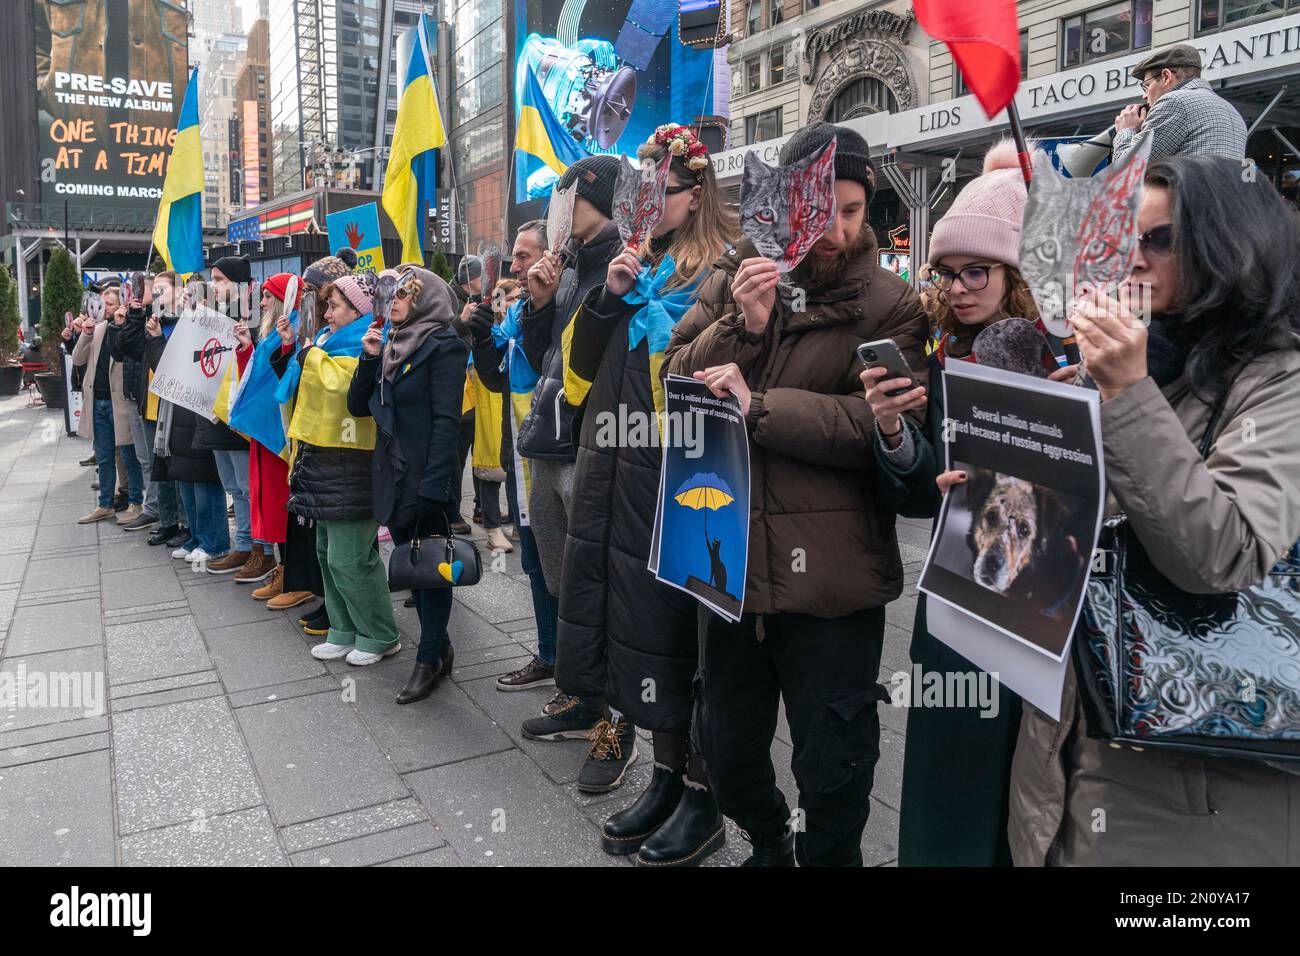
[665,122,929,867]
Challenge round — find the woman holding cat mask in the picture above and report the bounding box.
[556,124,738,866]
[862,140,1075,867]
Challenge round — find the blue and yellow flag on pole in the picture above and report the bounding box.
[152,67,204,276]
[515,65,588,204]
[382,14,446,265]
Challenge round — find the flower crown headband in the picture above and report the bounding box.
[650,124,711,173]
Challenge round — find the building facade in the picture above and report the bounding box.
[234,18,272,210]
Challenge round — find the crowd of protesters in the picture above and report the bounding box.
[53,42,1300,866]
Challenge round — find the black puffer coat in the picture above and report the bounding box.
[555,283,699,733]
[271,344,374,522]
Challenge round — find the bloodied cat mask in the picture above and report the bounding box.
[1019,132,1153,337]
[740,137,837,273]
[546,181,576,258]
[613,154,671,250]
[479,246,503,294]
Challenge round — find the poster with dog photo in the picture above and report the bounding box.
[918,361,1103,663]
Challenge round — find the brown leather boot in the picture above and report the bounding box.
[234,546,277,583]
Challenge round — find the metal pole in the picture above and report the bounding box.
[15,238,29,329]
[1005,101,1033,185]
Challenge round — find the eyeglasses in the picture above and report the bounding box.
[395,287,414,300]
[1137,224,1174,257]
[931,263,1003,292]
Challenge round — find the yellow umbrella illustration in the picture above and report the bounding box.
[674,473,735,538]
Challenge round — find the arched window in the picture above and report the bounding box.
[828,77,899,122]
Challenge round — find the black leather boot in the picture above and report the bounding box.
[634,779,726,867]
[395,644,454,704]
[600,763,684,856]
[740,830,795,867]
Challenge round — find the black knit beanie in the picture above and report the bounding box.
[780,122,875,201]
[557,155,621,219]
[211,254,252,284]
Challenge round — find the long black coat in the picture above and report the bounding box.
[555,285,698,733]
[347,326,468,533]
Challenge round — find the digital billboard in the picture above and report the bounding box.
[34,0,190,208]
[510,0,729,224]
[243,100,262,207]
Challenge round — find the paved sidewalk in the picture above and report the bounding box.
[0,394,928,866]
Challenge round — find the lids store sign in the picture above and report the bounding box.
[892,11,1300,149]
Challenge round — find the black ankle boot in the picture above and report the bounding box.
[395,643,452,705]
[634,779,726,867]
[601,763,684,856]
[740,830,795,867]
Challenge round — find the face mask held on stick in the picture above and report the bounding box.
[739,136,838,274]
[612,154,671,253]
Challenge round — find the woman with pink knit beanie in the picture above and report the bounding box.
[858,140,1075,866]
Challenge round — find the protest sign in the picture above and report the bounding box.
[650,375,750,622]
[918,361,1104,715]
[326,203,385,273]
[147,305,237,422]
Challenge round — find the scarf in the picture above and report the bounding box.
[229,310,299,459]
[274,316,377,451]
[382,267,455,383]
[1146,317,1189,387]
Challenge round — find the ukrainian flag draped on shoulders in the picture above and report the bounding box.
[274,319,377,451]
[382,13,446,265]
[227,311,300,460]
[152,67,204,276]
[563,252,701,421]
[492,300,539,525]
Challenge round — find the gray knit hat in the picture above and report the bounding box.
[303,255,351,289]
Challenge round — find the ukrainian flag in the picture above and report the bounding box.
[382,13,446,265]
[152,67,204,276]
[515,65,588,204]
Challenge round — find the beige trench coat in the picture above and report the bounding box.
[71,321,133,445]
[1009,345,1300,866]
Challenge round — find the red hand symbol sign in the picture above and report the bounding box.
[345,221,363,249]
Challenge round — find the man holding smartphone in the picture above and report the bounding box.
[1113,44,1246,164]
[666,122,929,866]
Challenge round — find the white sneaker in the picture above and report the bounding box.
[311,641,354,661]
[186,548,211,565]
[345,643,403,666]
[171,545,193,560]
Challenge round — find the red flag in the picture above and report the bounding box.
[915,0,1021,118]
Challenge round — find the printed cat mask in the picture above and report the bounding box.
[1019,132,1153,337]
[546,181,576,258]
[372,273,397,323]
[613,154,671,251]
[740,137,838,273]
[479,246,503,294]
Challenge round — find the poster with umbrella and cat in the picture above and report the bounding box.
[649,374,751,622]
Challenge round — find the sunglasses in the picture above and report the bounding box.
[1138,224,1174,256]
[395,287,414,300]
[665,184,697,195]
[932,263,1003,292]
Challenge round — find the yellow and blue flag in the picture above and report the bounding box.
[382,13,446,265]
[515,65,588,204]
[152,67,204,276]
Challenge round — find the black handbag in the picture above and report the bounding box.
[387,512,482,591]
[1076,385,1300,762]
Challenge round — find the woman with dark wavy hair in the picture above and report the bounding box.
[1008,155,1300,865]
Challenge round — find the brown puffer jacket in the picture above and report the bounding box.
[665,236,929,618]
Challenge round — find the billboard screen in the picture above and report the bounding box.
[510,0,730,227]
[242,100,261,207]
[34,0,190,208]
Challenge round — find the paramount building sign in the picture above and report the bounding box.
[800,8,916,83]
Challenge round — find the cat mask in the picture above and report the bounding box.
[546,181,576,259]
[1019,131,1153,337]
[81,291,104,323]
[613,154,671,251]
[740,137,838,273]
[479,246,503,294]
[372,273,397,323]
[972,318,1059,378]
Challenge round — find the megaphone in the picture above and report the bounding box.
[1054,127,1115,178]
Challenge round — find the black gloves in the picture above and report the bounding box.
[467,301,496,345]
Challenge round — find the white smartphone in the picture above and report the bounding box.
[856,338,919,398]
